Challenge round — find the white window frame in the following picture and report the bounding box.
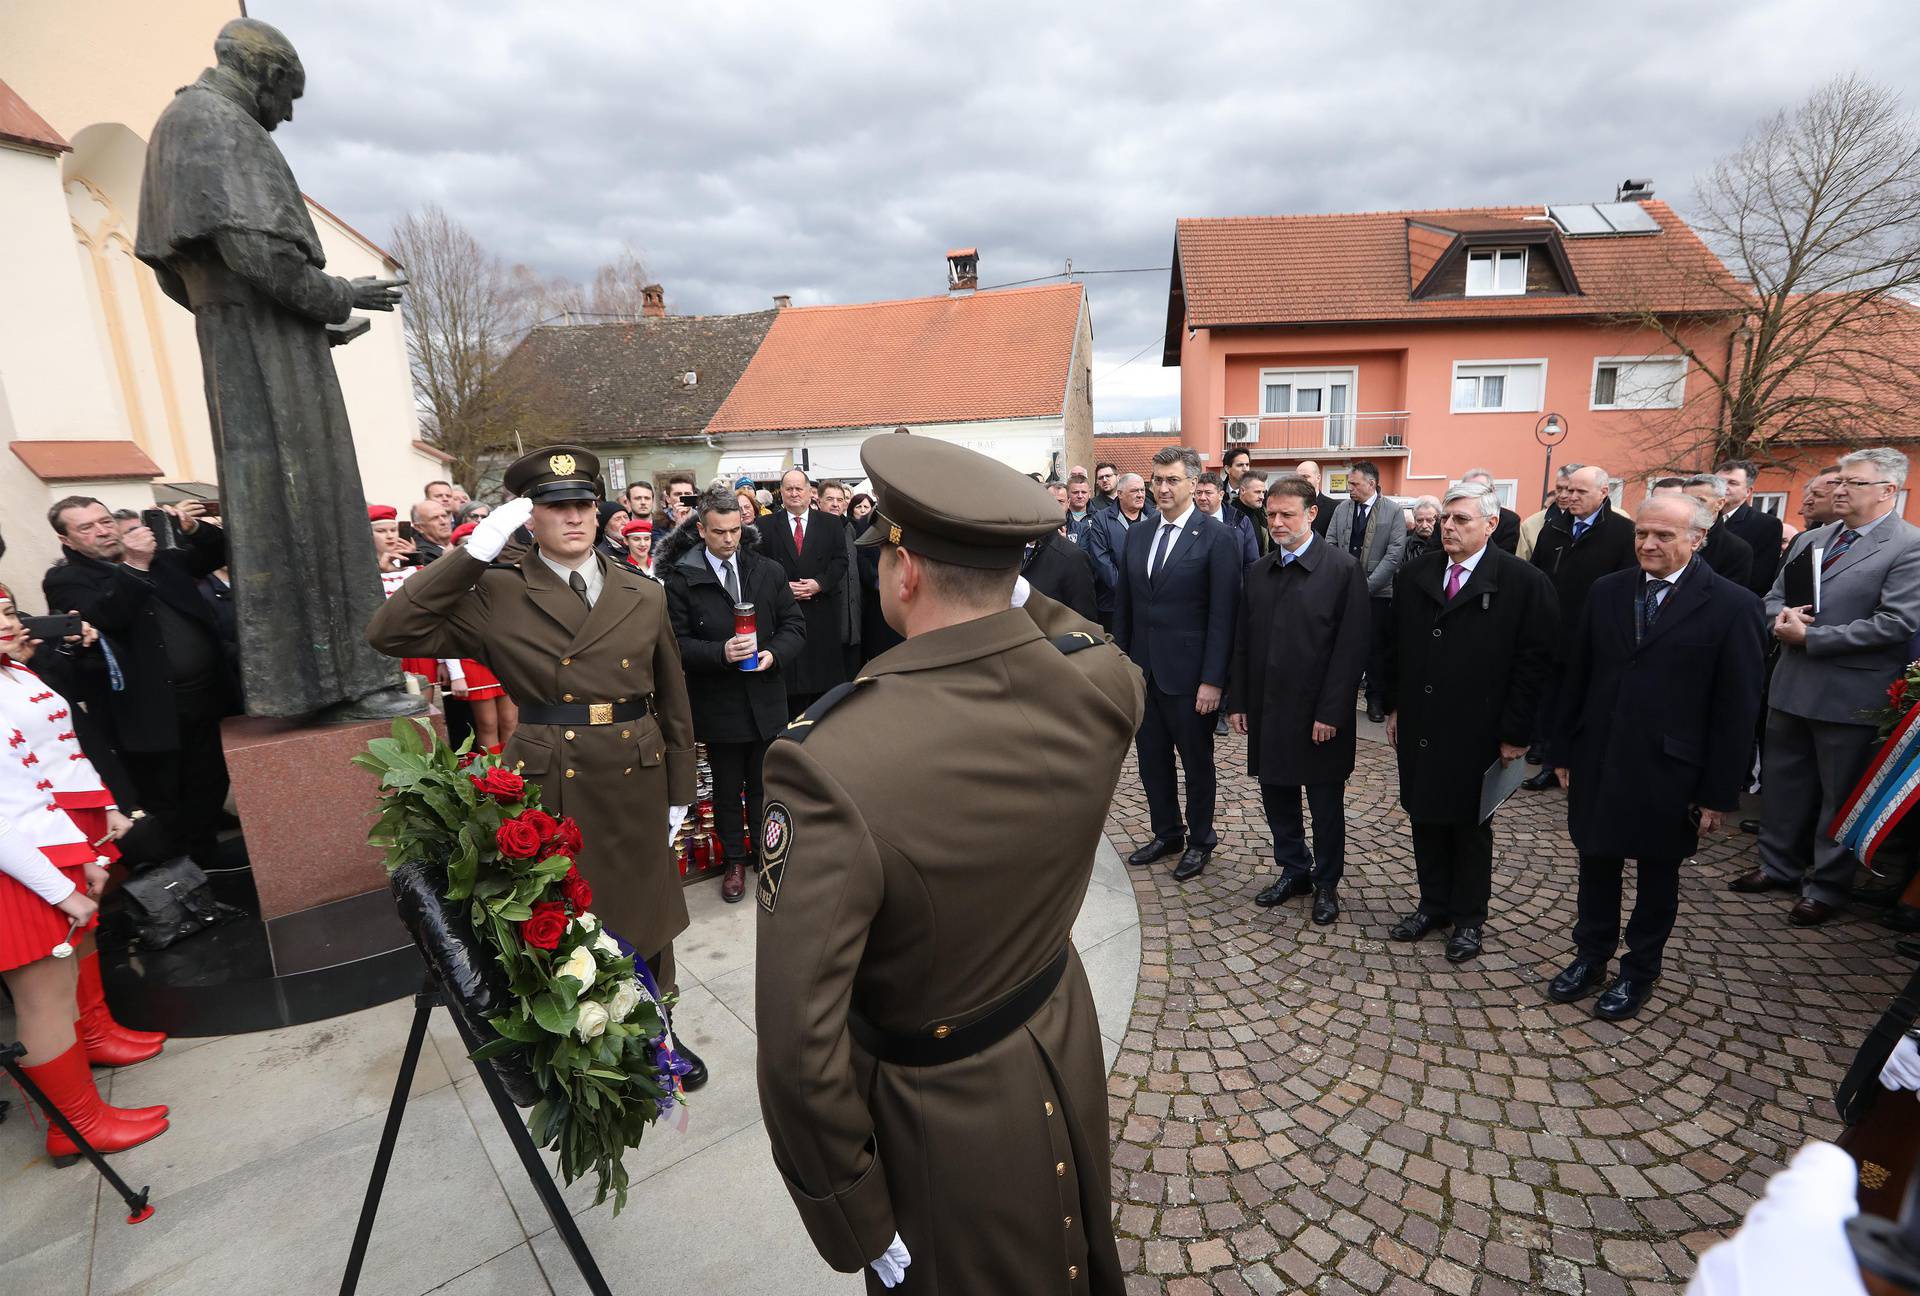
[1258,366,1360,446]
[1752,492,1787,518]
[605,458,627,493]
[1589,354,1688,411]
[1487,478,1518,509]
[1449,358,1548,414]
[1465,247,1528,297]
[1607,477,1625,508]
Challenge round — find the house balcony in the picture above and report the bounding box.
[1219,411,1411,457]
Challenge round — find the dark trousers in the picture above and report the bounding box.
[122,684,230,868]
[1363,596,1393,708]
[1409,819,1494,926]
[1573,855,1681,980]
[1136,683,1217,847]
[1260,780,1345,888]
[706,737,770,861]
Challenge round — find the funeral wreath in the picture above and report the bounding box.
[355,718,691,1212]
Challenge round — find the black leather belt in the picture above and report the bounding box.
[517,698,651,727]
[849,946,1070,1067]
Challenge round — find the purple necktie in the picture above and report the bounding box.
[1446,563,1465,600]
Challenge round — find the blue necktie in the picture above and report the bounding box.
[1573,517,1591,541]
[1281,551,1296,567]
[1150,522,1175,578]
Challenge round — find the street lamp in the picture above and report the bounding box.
[1535,413,1568,509]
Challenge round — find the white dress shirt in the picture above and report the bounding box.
[1148,504,1197,578]
[705,548,743,600]
[539,549,604,607]
[1442,542,1490,591]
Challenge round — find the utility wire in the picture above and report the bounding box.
[981,266,1170,291]
[1097,330,1170,382]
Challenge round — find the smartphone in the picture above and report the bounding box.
[22,613,83,642]
[139,508,177,550]
[678,493,697,508]
[398,520,417,542]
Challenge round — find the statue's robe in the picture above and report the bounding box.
[137,68,399,717]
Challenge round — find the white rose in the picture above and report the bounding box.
[574,999,610,1042]
[571,913,596,934]
[592,929,622,959]
[557,946,597,987]
[607,978,642,1022]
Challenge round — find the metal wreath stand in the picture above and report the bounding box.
[0,1040,155,1225]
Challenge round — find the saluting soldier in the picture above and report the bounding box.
[366,445,707,1087]
[755,435,1146,1294]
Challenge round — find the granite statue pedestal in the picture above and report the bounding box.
[102,714,438,1036]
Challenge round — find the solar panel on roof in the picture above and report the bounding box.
[1547,204,1613,235]
[1596,202,1662,234]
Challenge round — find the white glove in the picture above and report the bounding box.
[466,496,534,562]
[1684,1141,1867,1296]
[666,804,689,848]
[0,818,77,905]
[1882,1035,1920,1091]
[868,1234,911,1289]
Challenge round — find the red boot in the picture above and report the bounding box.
[20,1042,168,1166]
[76,951,165,1066]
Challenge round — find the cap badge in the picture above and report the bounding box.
[549,452,577,477]
[888,523,902,544]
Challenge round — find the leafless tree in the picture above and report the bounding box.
[1618,75,1920,467]
[511,247,657,326]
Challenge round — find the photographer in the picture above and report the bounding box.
[43,497,237,870]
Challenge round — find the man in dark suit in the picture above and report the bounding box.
[1114,446,1241,882]
[1460,468,1522,554]
[1680,475,1755,589]
[1325,462,1407,722]
[1546,493,1765,1020]
[45,496,237,869]
[1524,464,1637,788]
[760,467,850,713]
[1227,476,1369,924]
[1085,472,1148,631]
[1717,459,1785,598]
[1381,482,1558,963]
[1021,527,1099,622]
[1195,472,1260,566]
[1297,460,1342,538]
[661,492,806,904]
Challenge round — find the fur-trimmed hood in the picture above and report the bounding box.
[656,509,764,572]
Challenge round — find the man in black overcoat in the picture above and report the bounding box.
[1020,528,1100,623]
[1716,459,1785,598]
[1545,493,1765,1020]
[1381,481,1558,963]
[661,493,807,904]
[760,468,850,713]
[1227,476,1369,925]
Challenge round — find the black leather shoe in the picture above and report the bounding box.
[1444,926,1483,963]
[1546,957,1608,1003]
[1127,837,1184,867]
[1881,905,1920,933]
[1171,846,1211,882]
[1727,868,1793,894]
[676,1039,709,1092]
[1365,702,1386,723]
[1312,889,1339,925]
[1389,911,1444,942]
[1255,874,1313,907]
[1593,977,1654,1021]
[1521,769,1558,792]
[1738,818,1761,835]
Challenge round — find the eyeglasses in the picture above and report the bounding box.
[1837,478,1894,489]
[1149,475,1188,488]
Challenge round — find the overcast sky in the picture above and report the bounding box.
[251,0,1920,429]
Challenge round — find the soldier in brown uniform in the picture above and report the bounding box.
[366,445,707,1087]
[755,435,1146,1294]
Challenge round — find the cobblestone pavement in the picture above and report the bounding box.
[1104,729,1909,1296]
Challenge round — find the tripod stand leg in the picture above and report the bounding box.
[443,1008,615,1296]
[339,989,438,1296]
[0,1042,152,1223]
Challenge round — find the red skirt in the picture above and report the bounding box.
[402,658,437,681]
[0,808,116,973]
[461,660,505,701]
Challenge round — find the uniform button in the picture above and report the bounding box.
[617,696,628,703]
[623,767,632,775]
[1431,628,1442,638]
[565,769,576,779]
[563,693,574,702]
[621,659,630,668]
[1068,1266,1078,1280]
[564,730,576,740]
[1063,1215,1072,1228]
[1055,1162,1066,1177]
[932,1024,951,1039]
[1423,685,1433,694]
[620,729,632,739]
[1417,738,1428,748]
[561,657,572,665]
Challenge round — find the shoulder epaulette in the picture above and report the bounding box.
[777,676,874,743]
[1051,631,1101,655]
[485,562,520,571]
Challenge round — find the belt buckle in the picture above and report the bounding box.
[588,702,614,726]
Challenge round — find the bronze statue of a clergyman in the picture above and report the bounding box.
[137,17,421,723]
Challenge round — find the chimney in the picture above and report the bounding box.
[947,247,979,295]
[1616,178,1655,202]
[641,283,666,318]
[773,294,791,309]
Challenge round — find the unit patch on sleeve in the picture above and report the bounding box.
[758,801,793,912]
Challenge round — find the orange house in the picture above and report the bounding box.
[1163,197,1750,515]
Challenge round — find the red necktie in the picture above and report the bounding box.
[793,515,805,552]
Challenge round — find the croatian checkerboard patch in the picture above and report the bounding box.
[758,801,792,912]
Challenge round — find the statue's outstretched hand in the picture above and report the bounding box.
[350,276,406,311]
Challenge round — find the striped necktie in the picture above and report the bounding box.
[1822,528,1861,572]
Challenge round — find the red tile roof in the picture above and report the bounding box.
[1089,432,1182,481]
[707,283,1084,434]
[12,439,162,481]
[1169,200,1741,340]
[0,78,68,156]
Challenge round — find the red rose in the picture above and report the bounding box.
[496,817,543,859]
[546,817,584,860]
[1893,678,1909,706]
[469,767,526,802]
[457,751,479,769]
[518,808,559,843]
[519,901,568,950]
[562,866,593,913]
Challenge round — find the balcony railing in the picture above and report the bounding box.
[1219,411,1411,455]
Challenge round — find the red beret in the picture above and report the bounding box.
[368,504,397,522]
[622,519,653,537]
[449,522,478,545]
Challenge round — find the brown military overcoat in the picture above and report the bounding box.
[366,547,696,961]
[755,591,1145,1295]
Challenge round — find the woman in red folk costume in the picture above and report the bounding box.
[446,521,516,753]
[370,504,439,687]
[0,587,170,1164]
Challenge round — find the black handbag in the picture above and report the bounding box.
[119,856,237,950]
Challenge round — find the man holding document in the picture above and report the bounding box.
[1379,481,1558,963]
[1736,448,1920,925]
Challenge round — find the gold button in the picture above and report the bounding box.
[620,729,631,739]
[1064,1216,1072,1228]
[1045,1101,1054,1116]
[561,657,572,665]
[1068,1266,1078,1280]
[563,693,574,702]
[932,1024,951,1039]
[623,767,632,775]
[564,769,576,779]
[621,659,630,668]
[564,730,576,741]
[1055,1162,1065,1177]
[617,696,627,703]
